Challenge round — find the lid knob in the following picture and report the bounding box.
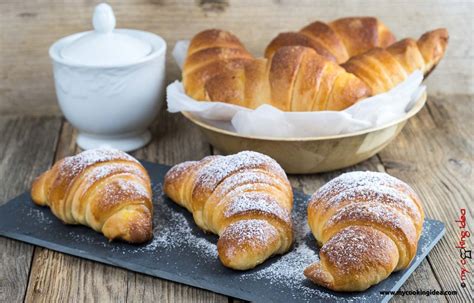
[59,2,153,66]
[93,3,115,34]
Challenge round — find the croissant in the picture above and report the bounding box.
[31,148,153,243]
[342,29,449,95]
[304,171,424,291]
[265,17,396,63]
[163,151,293,270]
[183,29,254,101]
[183,29,370,111]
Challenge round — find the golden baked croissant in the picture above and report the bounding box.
[342,29,449,95]
[183,29,254,101]
[304,171,424,291]
[265,17,396,63]
[183,29,370,111]
[31,148,153,243]
[163,151,293,270]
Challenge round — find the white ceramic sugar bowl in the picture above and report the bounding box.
[49,3,166,152]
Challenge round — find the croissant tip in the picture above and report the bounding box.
[420,28,449,42]
[303,262,335,289]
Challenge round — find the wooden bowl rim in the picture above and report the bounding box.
[181,91,427,142]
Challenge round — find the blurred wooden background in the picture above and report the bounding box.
[0,0,472,115]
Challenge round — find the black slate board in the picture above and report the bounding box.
[0,161,445,303]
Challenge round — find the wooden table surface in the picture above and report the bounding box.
[1,1,473,302]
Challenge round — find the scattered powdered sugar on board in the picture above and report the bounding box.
[419,223,431,255]
[27,207,54,225]
[132,182,218,257]
[67,230,109,249]
[133,203,218,258]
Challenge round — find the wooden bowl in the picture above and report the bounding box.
[182,92,427,174]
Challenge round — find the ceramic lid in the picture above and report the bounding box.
[60,3,152,66]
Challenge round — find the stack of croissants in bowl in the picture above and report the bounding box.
[32,146,424,292]
[183,16,448,111]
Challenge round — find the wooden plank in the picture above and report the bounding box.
[0,0,471,114]
[25,110,225,302]
[392,259,448,303]
[25,249,130,303]
[0,115,62,303]
[377,95,474,302]
[125,272,228,302]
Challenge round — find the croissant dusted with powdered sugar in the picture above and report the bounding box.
[183,29,370,111]
[163,151,293,270]
[304,171,424,291]
[31,148,153,243]
[265,17,396,63]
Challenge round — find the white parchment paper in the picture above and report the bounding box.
[167,40,426,138]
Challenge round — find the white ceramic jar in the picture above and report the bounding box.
[49,3,166,151]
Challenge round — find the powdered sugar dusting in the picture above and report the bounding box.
[328,203,405,232]
[328,185,421,224]
[92,178,152,214]
[59,148,137,179]
[84,163,144,187]
[222,219,279,249]
[99,178,150,206]
[164,160,197,183]
[314,171,410,203]
[216,170,285,196]
[330,185,416,211]
[321,226,395,275]
[27,207,54,225]
[195,151,286,193]
[224,192,290,222]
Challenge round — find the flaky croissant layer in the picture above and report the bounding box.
[31,148,153,243]
[342,28,449,95]
[164,151,294,270]
[305,171,424,291]
[265,17,396,63]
